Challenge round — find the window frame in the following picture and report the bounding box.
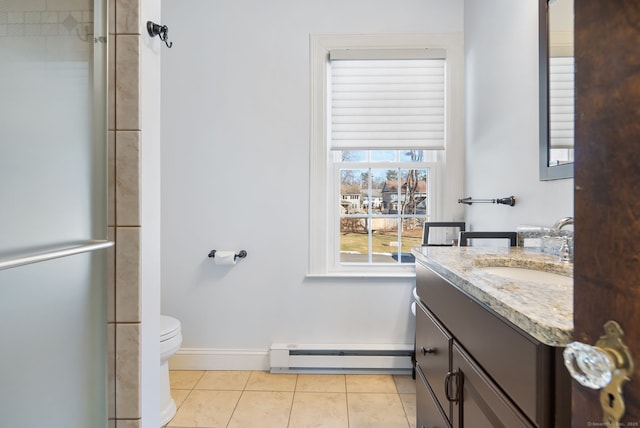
[308,33,464,277]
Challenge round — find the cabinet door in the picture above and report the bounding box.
[415,302,452,421]
[451,343,534,428]
[416,366,451,428]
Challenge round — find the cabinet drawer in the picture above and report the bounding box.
[415,302,451,416]
[416,365,451,428]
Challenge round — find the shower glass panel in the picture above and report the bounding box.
[0,253,107,426]
[0,0,109,426]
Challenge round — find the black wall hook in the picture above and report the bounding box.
[147,21,173,48]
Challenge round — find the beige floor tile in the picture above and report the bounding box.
[244,371,298,391]
[169,370,205,389]
[227,391,294,428]
[164,369,415,428]
[347,393,410,428]
[195,370,251,390]
[400,393,417,428]
[166,389,241,427]
[296,374,346,393]
[393,375,417,394]
[171,389,191,409]
[346,374,398,393]
[288,392,348,428]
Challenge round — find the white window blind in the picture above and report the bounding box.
[329,50,446,150]
[549,56,575,149]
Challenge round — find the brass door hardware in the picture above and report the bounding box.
[563,320,634,424]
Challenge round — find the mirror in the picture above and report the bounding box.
[539,0,574,180]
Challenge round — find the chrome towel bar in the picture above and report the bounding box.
[458,196,516,206]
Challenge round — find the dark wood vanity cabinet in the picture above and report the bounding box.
[415,262,570,428]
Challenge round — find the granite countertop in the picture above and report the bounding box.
[412,246,573,347]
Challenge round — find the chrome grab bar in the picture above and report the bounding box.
[0,240,114,271]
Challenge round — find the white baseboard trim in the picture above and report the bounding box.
[169,348,270,371]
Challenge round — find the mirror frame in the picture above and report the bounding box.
[539,0,574,180]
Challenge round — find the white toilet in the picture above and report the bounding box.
[160,315,182,426]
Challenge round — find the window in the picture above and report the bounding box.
[336,149,436,265]
[309,34,464,276]
[548,55,575,165]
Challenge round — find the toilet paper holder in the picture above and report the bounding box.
[208,249,247,261]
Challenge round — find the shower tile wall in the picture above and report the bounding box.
[110,0,143,428]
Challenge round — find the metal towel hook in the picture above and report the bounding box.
[147,21,173,48]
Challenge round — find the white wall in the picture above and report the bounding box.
[141,0,161,424]
[160,0,463,366]
[463,0,573,230]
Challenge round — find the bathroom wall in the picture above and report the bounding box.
[463,0,574,230]
[140,0,162,425]
[160,0,463,367]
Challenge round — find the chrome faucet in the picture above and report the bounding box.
[551,216,574,232]
[551,217,574,262]
[558,236,572,263]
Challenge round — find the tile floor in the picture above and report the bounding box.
[165,370,416,428]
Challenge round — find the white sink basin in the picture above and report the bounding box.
[479,266,572,286]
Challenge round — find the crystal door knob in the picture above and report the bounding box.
[563,342,613,389]
[562,321,634,425]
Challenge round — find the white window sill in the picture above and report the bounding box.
[306,270,416,279]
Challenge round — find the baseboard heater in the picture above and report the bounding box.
[270,343,414,374]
